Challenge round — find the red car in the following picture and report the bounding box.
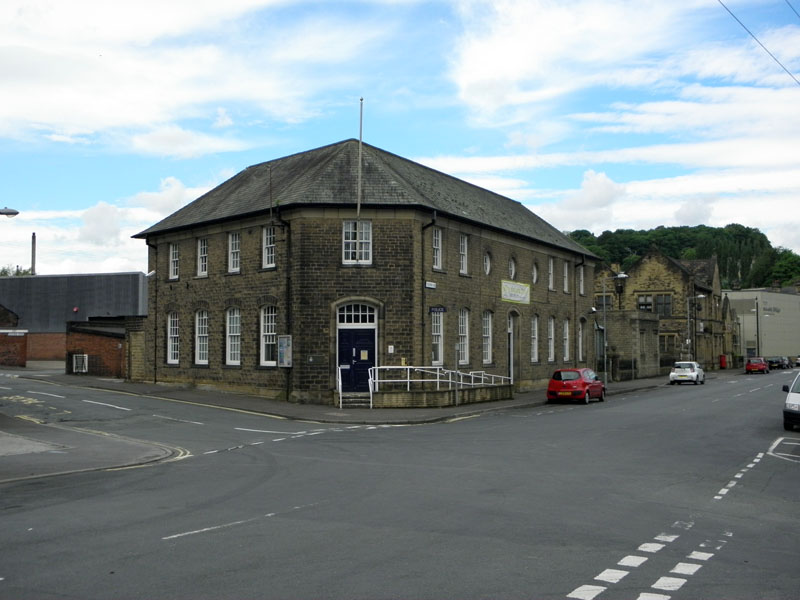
[745,357,769,374]
[547,368,606,404]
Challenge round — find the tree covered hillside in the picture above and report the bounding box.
[568,224,800,289]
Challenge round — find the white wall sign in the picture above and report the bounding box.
[501,280,530,304]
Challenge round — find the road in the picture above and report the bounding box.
[1,369,799,599]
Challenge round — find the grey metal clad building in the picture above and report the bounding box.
[0,272,147,332]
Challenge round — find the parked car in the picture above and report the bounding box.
[547,368,605,404]
[746,357,769,374]
[669,361,705,385]
[766,357,784,370]
[782,372,800,431]
[779,357,791,369]
[795,356,800,367]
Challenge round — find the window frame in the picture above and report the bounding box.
[167,311,179,364]
[228,232,241,274]
[548,257,554,290]
[168,243,179,280]
[548,316,555,362]
[342,220,372,265]
[483,252,491,275]
[459,234,468,274]
[195,310,208,365]
[260,305,277,366]
[563,318,570,361]
[458,308,469,365]
[262,226,276,269]
[563,261,569,293]
[431,312,443,365]
[226,307,241,365]
[432,227,442,270]
[196,238,208,277]
[482,310,493,364]
[531,315,539,363]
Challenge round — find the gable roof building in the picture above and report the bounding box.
[134,140,598,405]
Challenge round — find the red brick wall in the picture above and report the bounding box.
[0,332,27,367]
[27,333,66,360]
[66,332,126,377]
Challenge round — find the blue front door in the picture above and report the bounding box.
[338,328,375,392]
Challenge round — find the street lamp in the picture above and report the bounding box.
[0,207,19,218]
[687,293,706,361]
[601,272,628,385]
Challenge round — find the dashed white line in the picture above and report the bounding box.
[567,585,606,600]
[671,562,702,576]
[595,569,628,583]
[688,551,714,561]
[619,555,648,567]
[638,542,665,553]
[652,576,686,591]
[82,399,131,411]
[27,390,65,398]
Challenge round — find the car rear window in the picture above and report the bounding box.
[674,363,692,369]
[553,371,580,381]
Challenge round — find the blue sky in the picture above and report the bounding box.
[2,0,799,274]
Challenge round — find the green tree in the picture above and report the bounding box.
[0,264,32,276]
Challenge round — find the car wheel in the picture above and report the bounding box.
[700,378,705,384]
[583,391,590,405]
[600,388,606,402]
[694,379,698,385]
[784,420,794,432]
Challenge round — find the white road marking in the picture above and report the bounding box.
[619,555,648,567]
[27,390,65,398]
[153,414,204,425]
[595,569,628,583]
[638,543,665,553]
[236,427,307,435]
[655,534,679,542]
[567,585,606,600]
[82,399,131,411]
[652,576,686,591]
[671,562,702,575]
[637,594,671,600]
[688,551,713,561]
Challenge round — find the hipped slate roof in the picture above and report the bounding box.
[134,139,595,257]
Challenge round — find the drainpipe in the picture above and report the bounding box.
[277,208,292,402]
[421,210,437,365]
[147,239,158,384]
[575,254,585,364]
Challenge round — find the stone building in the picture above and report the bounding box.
[595,250,736,373]
[133,139,599,405]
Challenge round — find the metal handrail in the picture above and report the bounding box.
[367,365,512,405]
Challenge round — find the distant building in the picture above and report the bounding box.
[0,272,147,361]
[595,249,738,375]
[726,286,800,358]
[133,139,599,405]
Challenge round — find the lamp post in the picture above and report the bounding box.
[687,293,706,361]
[0,207,19,218]
[601,272,628,385]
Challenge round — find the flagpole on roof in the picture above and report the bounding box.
[357,97,363,218]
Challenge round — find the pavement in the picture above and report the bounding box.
[0,361,667,483]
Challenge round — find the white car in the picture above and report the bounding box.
[669,361,705,385]
[783,372,800,431]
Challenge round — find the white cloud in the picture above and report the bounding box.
[131,126,249,158]
[79,202,122,246]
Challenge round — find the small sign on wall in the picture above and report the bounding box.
[277,335,292,367]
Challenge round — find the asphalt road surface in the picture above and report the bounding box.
[1,369,799,599]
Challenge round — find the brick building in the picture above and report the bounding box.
[133,140,599,405]
[0,273,147,361]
